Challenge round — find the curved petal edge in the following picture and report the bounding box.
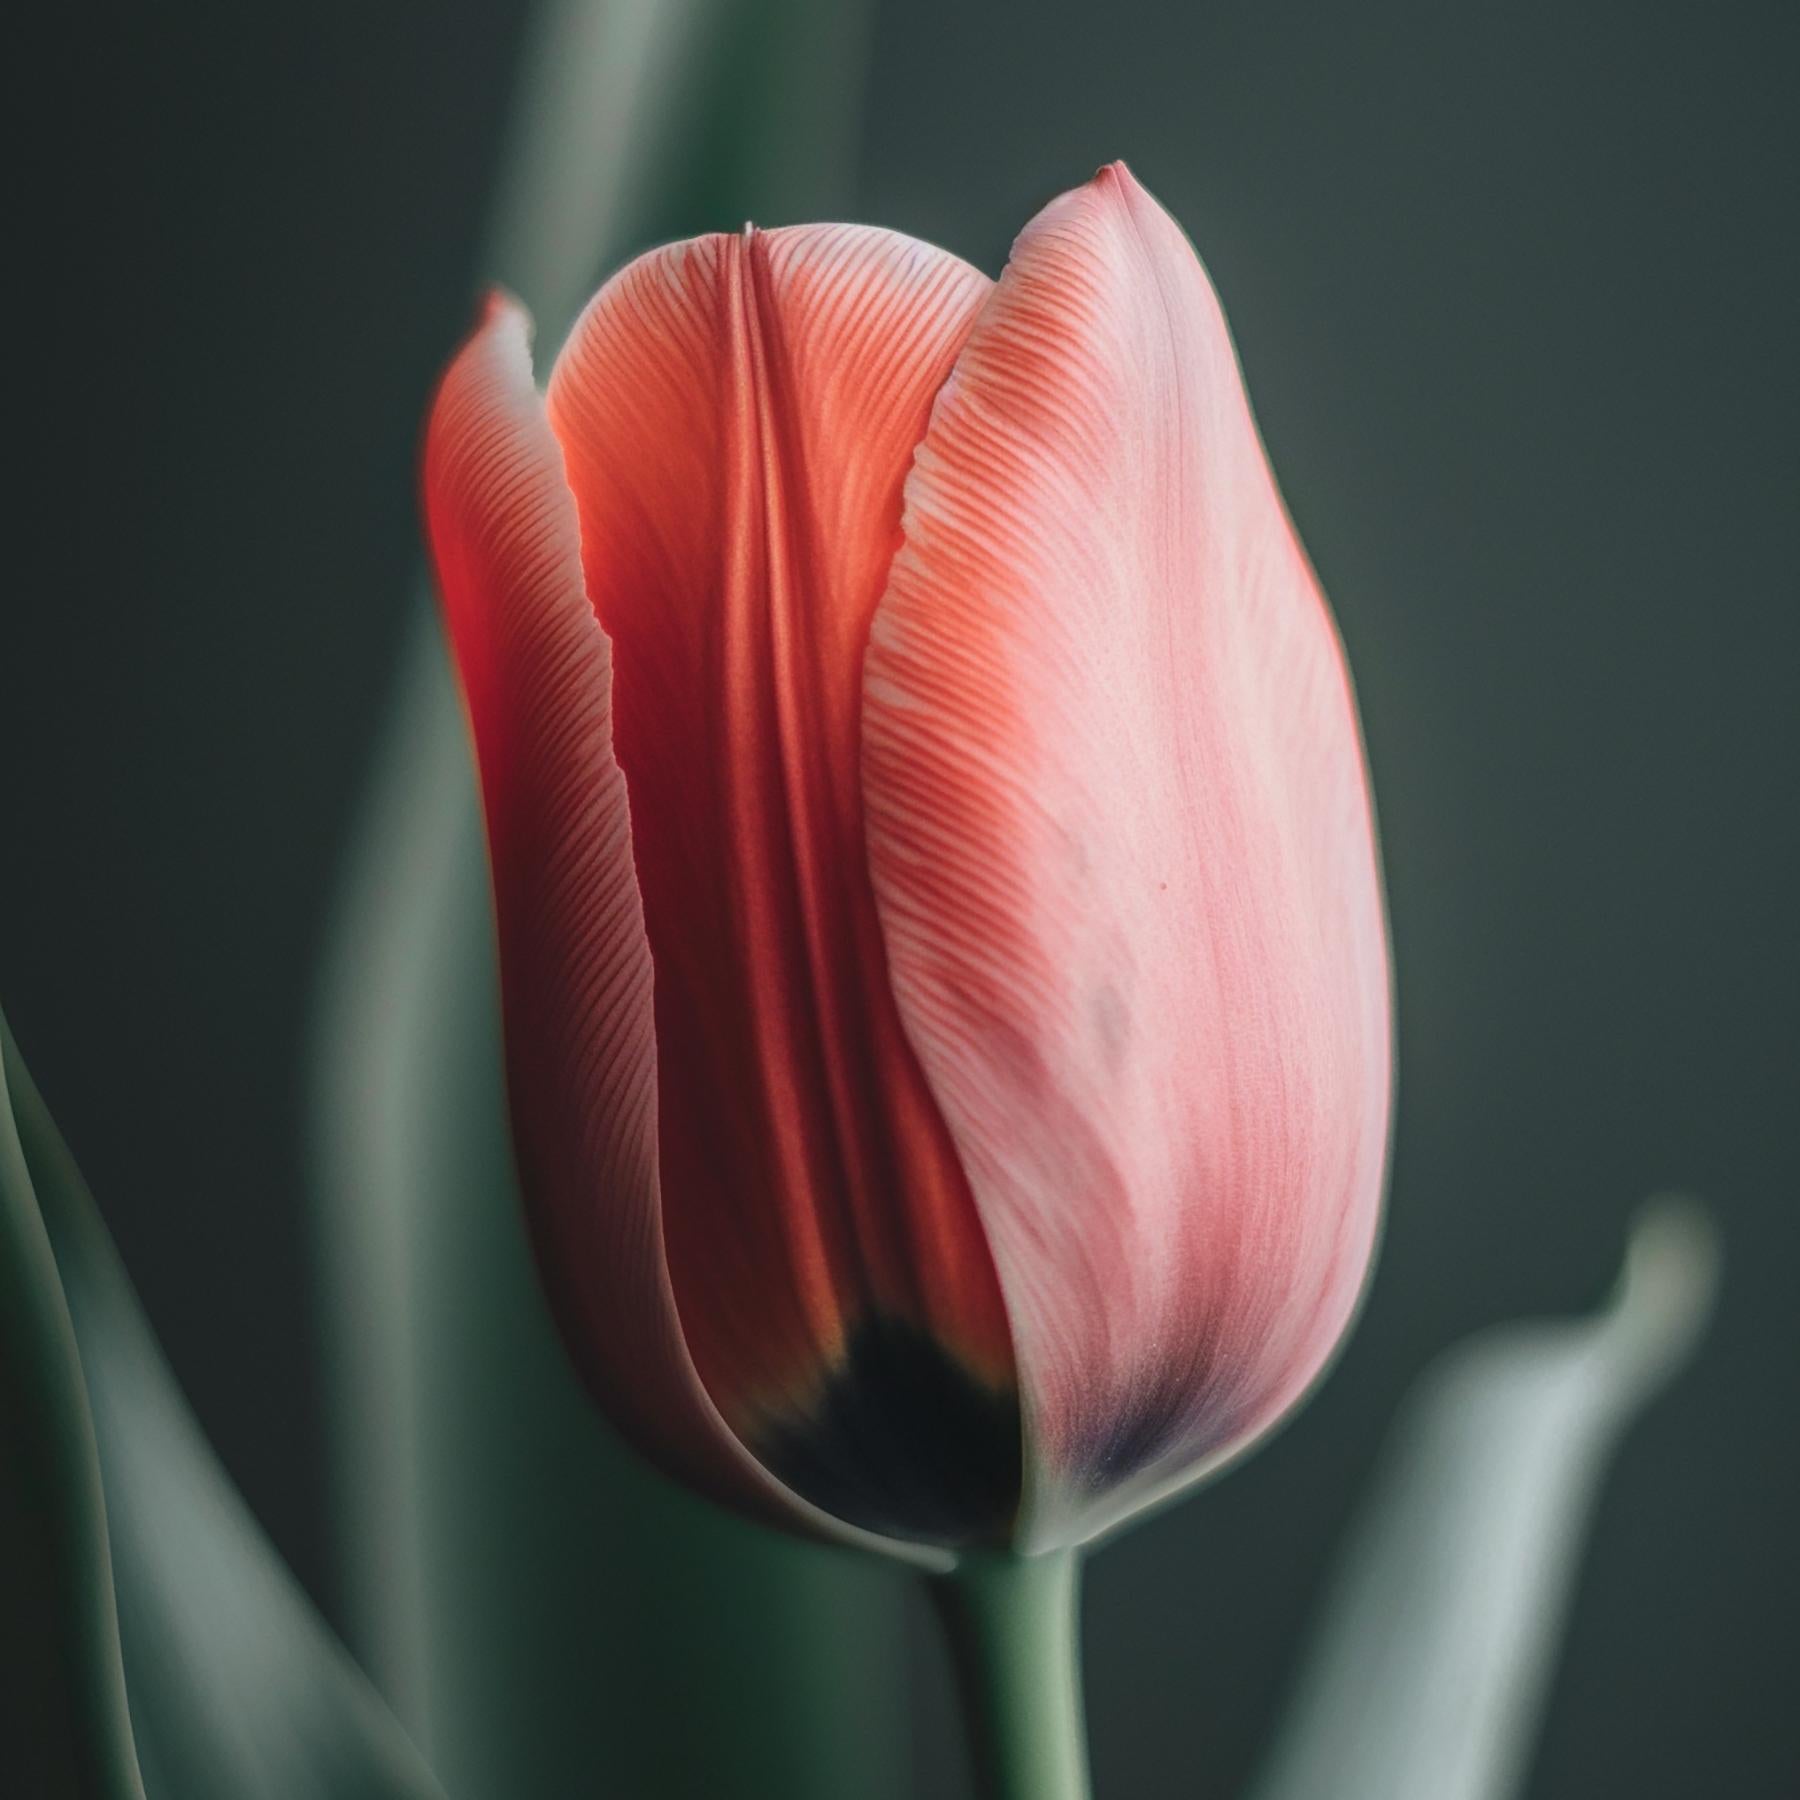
[423,294,949,1565]
[543,230,1023,1550]
[864,166,1394,1547]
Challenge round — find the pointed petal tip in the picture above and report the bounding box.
[1086,159,1150,204]
[454,286,531,353]
[425,291,535,441]
[475,284,525,331]
[1025,160,1168,251]
[476,283,524,322]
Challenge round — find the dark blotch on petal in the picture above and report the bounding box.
[1079,1399,1188,1488]
[1074,1371,1233,1492]
[752,1319,1021,1548]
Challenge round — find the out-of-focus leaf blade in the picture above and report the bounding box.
[308,4,903,1797]
[0,1015,443,1800]
[1250,1199,1719,1800]
[1,1022,143,1800]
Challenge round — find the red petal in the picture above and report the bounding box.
[545,227,1018,1536]
[864,167,1394,1545]
[423,293,849,1541]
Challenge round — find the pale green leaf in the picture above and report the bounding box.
[1251,1200,1719,1800]
[1,1015,444,1800]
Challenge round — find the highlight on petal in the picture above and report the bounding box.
[422,293,901,1552]
[863,165,1393,1547]
[542,228,1021,1546]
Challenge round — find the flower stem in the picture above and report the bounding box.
[929,1548,1091,1800]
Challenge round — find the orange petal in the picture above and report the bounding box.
[545,228,1020,1545]
[423,293,870,1547]
[864,167,1394,1546]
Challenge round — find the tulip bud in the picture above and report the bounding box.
[422,164,1391,1563]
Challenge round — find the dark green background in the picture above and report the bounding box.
[8,1,1796,1794]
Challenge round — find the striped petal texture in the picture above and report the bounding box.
[424,166,1391,1561]
[865,166,1390,1547]
[422,295,786,1530]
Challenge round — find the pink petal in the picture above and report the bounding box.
[423,293,876,1548]
[864,166,1393,1546]
[545,228,1021,1545]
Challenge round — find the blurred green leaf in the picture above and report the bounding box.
[308,4,906,1797]
[0,1014,443,1800]
[0,1029,141,1800]
[1251,1199,1719,1800]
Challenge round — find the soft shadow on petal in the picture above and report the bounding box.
[424,295,933,1556]
[545,231,1020,1547]
[864,166,1393,1546]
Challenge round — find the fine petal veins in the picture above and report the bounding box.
[423,293,915,1552]
[864,166,1393,1546]
[545,229,1021,1545]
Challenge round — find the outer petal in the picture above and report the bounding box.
[864,166,1393,1547]
[543,229,1020,1545]
[423,295,935,1558]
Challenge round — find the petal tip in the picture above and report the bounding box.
[1027,160,1161,248]
[1090,159,1150,203]
[471,284,530,340]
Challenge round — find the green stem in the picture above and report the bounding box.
[929,1549,1092,1800]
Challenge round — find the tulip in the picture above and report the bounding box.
[423,165,1390,1578]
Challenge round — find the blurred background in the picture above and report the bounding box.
[8,1,1797,1795]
